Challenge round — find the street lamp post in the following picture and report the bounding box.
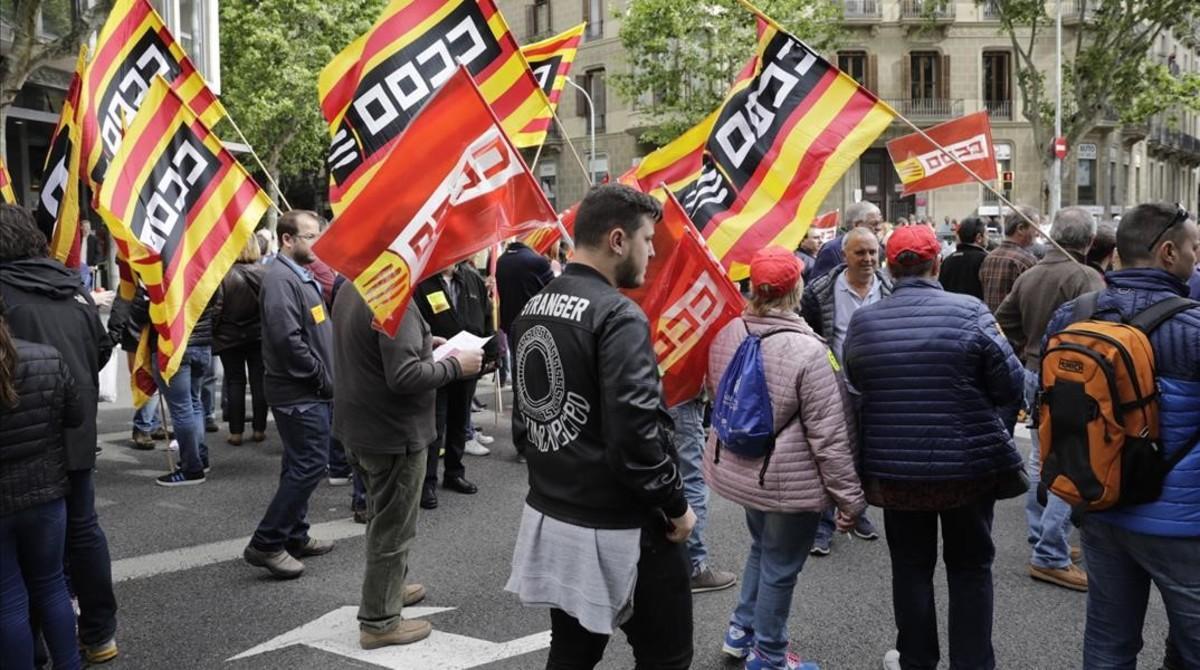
[565,77,596,183]
[1052,0,1063,219]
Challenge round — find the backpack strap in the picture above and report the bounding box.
[1128,297,1200,335]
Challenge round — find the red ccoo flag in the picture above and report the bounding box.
[624,192,746,408]
[312,67,557,336]
[887,111,997,196]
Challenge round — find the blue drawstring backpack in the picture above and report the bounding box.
[712,324,800,486]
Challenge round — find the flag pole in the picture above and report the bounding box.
[529,140,547,174]
[223,115,292,214]
[549,107,594,187]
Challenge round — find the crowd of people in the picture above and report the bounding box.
[0,186,1197,669]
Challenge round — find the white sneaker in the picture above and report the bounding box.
[474,432,495,445]
[328,476,351,486]
[882,649,901,670]
[464,439,491,456]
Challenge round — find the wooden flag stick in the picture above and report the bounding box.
[224,114,291,214]
[529,140,547,174]
[156,394,174,472]
[549,107,594,187]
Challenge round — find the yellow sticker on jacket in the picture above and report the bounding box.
[310,304,326,324]
[827,350,841,372]
[427,290,450,314]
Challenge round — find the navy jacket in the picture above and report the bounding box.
[1189,267,1200,300]
[1044,268,1200,537]
[260,255,335,405]
[496,242,554,334]
[843,278,1025,481]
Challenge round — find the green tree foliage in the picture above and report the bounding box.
[218,0,385,213]
[614,0,844,147]
[985,0,1200,205]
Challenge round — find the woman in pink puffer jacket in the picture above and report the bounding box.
[703,247,866,670]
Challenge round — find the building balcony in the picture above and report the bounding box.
[985,99,1013,120]
[841,0,882,23]
[884,98,964,121]
[981,0,1002,20]
[1060,0,1099,25]
[899,0,955,22]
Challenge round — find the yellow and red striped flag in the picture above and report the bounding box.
[0,157,15,204]
[318,0,551,215]
[82,0,225,191]
[513,22,586,147]
[632,8,895,279]
[36,47,90,267]
[96,77,269,381]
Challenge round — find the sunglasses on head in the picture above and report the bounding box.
[1146,205,1191,252]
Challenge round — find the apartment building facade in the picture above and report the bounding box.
[501,0,1200,222]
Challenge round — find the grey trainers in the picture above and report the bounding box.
[287,537,334,558]
[690,567,737,593]
[243,545,304,579]
[360,619,433,649]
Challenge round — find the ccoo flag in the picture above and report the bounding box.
[513,22,586,147]
[632,9,895,279]
[97,77,270,381]
[313,67,557,336]
[37,47,90,268]
[318,0,550,215]
[82,0,225,190]
[624,192,745,408]
[887,111,997,196]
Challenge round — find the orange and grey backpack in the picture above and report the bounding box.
[1038,292,1199,511]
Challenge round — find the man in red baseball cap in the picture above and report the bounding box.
[841,220,1027,670]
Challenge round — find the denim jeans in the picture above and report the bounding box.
[329,437,351,479]
[731,509,820,667]
[65,469,118,647]
[1022,368,1072,569]
[154,345,211,476]
[884,499,997,670]
[668,399,709,574]
[0,499,80,670]
[132,394,161,433]
[201,358,218,421]
[1081,518,1200,669]
[251,403,332,552]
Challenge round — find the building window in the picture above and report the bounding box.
[984,143,1012,203]
[538,162,558,209]
[526,0,552,40]
[838,51,868,87]
[577,68,606,134]
[583,0,603,41]
[589,153,610,185]
[983,51,1011,119]
[1077,143,1098,205]
[1108,159,1117,206]
[910,51,940,100]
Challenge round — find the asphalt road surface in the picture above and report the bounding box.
[87,381,1168,669]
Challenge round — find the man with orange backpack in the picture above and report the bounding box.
[1040,202,1200,667]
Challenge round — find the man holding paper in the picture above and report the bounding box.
[415,261,497,509]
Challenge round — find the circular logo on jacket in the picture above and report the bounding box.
[516,325,565,423]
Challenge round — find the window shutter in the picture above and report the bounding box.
[575,74,588,117]
[940,53,951,100]
[867,53,878,92]
[594,70,607,132]
[902,52,911,100]
[524,4,535,38]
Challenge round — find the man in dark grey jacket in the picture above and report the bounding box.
[244,210,336,579]
[333,292,481,649]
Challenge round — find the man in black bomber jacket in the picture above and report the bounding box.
[505,184,696,669]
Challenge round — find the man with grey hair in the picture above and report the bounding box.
[810,201,884,280]
[979,206,1039,312]
[996,206,1105,592]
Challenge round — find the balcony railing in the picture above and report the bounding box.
[899,0,955,21]
[985,99,1012,120]
[982,0,1002,19]
[842,0,881,20]
[1061,0,1100,23]
[884,98,964,120]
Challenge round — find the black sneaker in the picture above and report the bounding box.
[131,430,155,450]
[150,427,170,440]
[205,418,219,433]
[156,469,205,487]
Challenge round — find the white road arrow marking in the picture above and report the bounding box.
[227,606,550,668]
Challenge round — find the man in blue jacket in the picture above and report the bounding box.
[843,224,1025,670]
[1042,202,1200,668]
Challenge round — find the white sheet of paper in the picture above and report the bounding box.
[433,331,493,362]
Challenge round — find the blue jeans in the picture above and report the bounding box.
[1081,518,1200,669]
[65,469,117,647]
[201,360,217,421]
[132,394,161,433]
[329,437,351,479]
[154,346,211,476]
[731,509,820,667]
[668,399,709,574]
[1023,369,1072,569]
[0,499,80,670]
[251,403,331,552]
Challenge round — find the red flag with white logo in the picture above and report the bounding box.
[312,67,557,336]
[625,192,746,408]
[887,111,998,196]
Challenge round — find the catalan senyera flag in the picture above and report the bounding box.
[632,9,895,280]
[887,111,997,196]
[319,0,551,215]
[83,0,225,190]
[313,66,557,336]
[96,77,269,382]
[513,23,585,147]
[37,47,89,268]
[624,192,745,408]
[0,158,15,204]
[523,203,577,256]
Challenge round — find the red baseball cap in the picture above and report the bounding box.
[886,225,941,267]
[750,246,803,297]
